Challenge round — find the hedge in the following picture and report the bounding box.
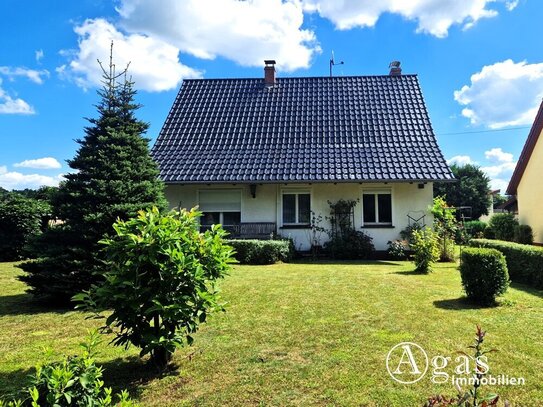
[226,239,294,265]
[469,239,543,289]
[460,247,509,305]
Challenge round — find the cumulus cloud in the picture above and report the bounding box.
[447,155,475,166]
[301,0,513,37]
[0,166,63,190]
[117,0,320,71]
[14,157,62,170]
[454,59,543,128]
[58,18,202,92]
[0,66,49,84]
[484,147,513,163]
[0,79,34,115]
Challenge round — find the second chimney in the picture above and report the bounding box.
[389,60,402,76]
[264,60,276,86]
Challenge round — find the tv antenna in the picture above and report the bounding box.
[329,51,344,77]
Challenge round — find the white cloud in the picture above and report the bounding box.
[484,147,513,163]
[447,155,475,166]
[14,157,62,170]
[0,66,49,84]
[481,161,516,178]
[301,0,513,38]
[58,18,202,92]
[117,0,320,71]
[35,49,44,63]
[489,178,509,192]
[0,79,34,115]
[454,59,543,129]
[0,168,63,190]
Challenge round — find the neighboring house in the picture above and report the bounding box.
[151,61,454,250]
[479,189,500,222]
[506,100,543,245]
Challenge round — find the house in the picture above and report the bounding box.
[506,100,543,245]
[151,61,454,251]
[479,189,500,222]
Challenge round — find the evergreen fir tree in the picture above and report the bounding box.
[19,45,167,303]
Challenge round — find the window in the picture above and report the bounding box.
[282,192,310,226]
[362,191,392,226]
[198,190,241,231]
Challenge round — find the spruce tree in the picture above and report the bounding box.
[19,46,166,303]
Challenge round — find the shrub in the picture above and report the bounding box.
[411,228,440,273]
[0,194,51,261]
[514,224,534,245]
[75,207,234,370]
[399,223,423,245]
[431,197,458,262]
[0,331,134,407]
[463,220,487,239]
[324,229,375,260]
[226,239,294,264]
[469,239,543,289]
[460,247,509,305]
[486,213,518,241]
[387,240,408,260]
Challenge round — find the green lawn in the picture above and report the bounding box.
[1,260,542,406]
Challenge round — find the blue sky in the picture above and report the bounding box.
[1,0,542,192]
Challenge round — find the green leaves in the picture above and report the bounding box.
[75,207,234,370]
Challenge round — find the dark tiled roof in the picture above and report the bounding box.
[152,75,454,183]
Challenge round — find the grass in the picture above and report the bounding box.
[1,260,542,406]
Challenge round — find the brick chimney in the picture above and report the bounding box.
[389,60,402,76]
[264,60,276,86]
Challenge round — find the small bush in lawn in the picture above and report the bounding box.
[324,229,375,260]
[75,207,235,370]
[463,220,487,239]
[387,240,408,260]
[514,224,533,245]
[0,331,134,407]
[486,213,518,241]
[411,228,440,273]
[460,247,509,305]
[399,223,423,245]
[226,239,294,264]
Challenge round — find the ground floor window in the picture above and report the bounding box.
[362,191,392,226]
[282,192,310,226]
[198,190,241,230]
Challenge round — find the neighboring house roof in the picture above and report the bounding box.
[152,71,454,184]
[507,100,543,195]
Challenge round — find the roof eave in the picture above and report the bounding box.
[162,177,455,185]
[506,99,543,195]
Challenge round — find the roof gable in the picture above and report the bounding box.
[506,100,543,195]
[152,74,454,184]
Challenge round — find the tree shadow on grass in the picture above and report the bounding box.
[0,367,35,399]
[510,282,543,299]
[392,269,428,276]
[0,293,73,317]
[101,356,182,399]
[292,259,402,266]
[433,297,494,311]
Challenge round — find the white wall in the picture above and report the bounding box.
[165,182,433,251]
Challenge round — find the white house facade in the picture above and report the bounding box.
[152,61,453,252]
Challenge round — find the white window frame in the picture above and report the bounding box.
[281,190,311,226]
[361,189,393,226]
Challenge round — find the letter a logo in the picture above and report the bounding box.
[386,342,428,384]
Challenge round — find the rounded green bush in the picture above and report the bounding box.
[460,247,509,305]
